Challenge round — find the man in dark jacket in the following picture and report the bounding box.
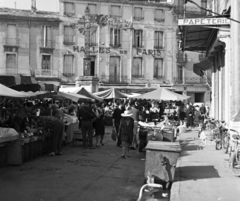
[112,103,124,147]
[200,103,207,121]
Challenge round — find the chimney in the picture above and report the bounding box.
[31,0,36,13]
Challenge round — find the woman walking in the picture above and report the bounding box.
[94,102,105,147]
[118,110,134,158]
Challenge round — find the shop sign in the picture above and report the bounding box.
[136,48,162,57]
[77,14,132,35]
[73,45,128,55]
[178,17,230,26]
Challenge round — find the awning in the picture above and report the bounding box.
[0,75,37,87]
[180,25,217,53]
[193,57,213,76]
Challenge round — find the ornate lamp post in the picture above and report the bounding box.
[84,6,91,76]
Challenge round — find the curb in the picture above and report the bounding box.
[170,157,181,201]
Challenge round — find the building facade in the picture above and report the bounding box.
[0,5,61,86]
[59,0,180,93]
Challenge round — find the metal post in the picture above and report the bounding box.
[84,6,91,76]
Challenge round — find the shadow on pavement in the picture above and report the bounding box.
[175,165,220,182]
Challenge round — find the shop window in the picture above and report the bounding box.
[132,57,143,78]
[133,30,143,48]
[63,55,74,77]
[7,24,17,45]
[134,7,144,21]
[110,28,121,47]
[6,53,17,69]
[64,2,74,16]
[155,9,164,22]
[111,5,121,18]
[64,26,74,44]
[153,58,163,79]
[42,55,51,75]
[154,31,163,49]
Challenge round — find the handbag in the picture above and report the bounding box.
[111,127,117,141]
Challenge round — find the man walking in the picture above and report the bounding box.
[79,100,96,149]
[112,103,123,147]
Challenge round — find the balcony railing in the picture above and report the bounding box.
[134,17,144,21]
[101,75,129,84]
[154,45,163,49]
[153,75,165,80]
[174,77,209,85]
[4,37,20,46]
[154,18,165,22]
[40,39,55,49]
[132,75,144,79]
[63,36,74,45]
[0,68,31,76]
[177,51,187,64]
[35,69,59,78]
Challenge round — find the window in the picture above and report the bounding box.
[63,55,74,77]
[83,57,95,76]
[110,28,121,47]
[154,59,163,79]
[6,53,17,69]
[109,56,120,82]
[64,26,74,44]
[154,31,163,49]
[7,24,17,45]
[42,26,52,48]
[64,2,74,16]
[88,4,97,15]
[155,9,164,22]
[89,28,97,46]
[42,55,51,75]
[134,7,143,20]
[178,66,183,83]
[111,5,121,18]
[134,30,143,48]
[132,57,143,78]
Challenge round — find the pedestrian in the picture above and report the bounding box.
[94,102,105,147]
[79,101,96,149]
[112,103,123,147]
[38,110,64,156]
[129,102,139,150]
[200,103,207,121]
[186,103,194,129]
[118,110,134,158]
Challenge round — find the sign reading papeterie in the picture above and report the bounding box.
[178,17,230,26]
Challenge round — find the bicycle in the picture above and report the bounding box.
[229,129,240,176]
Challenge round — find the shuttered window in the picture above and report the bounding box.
[110,28,121,47]
[132,58,143,78]
[88,4,97,15]
[63,55,74,77]
[42,26,52,47]
[154,31,163,49]
[155,9,164,22]
[134,30,143,48]
[111,5,121,18]
[134,7,143,20]
[7,24,17,45]
[154,59,163,79]
[64,26,74,44]
[6,54,17,69]
[64,3,74,15]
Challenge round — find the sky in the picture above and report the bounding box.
[0,0,59,12]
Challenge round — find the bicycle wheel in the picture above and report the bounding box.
[230,151,240,176]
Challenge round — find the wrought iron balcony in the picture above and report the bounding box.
[35,69,59,78]
[185,77,207,84]
[40,39,55,49]
[63,35,75,45]
[154,18,165,22]
[132,74,144,79]
[154,45,163,49]
[153,75,165,80]
[177,51,187,65]
[0,68,31,76]
[101,75,129,84]
[4,37,20,47]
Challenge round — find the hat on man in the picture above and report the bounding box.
[121,110,133,117]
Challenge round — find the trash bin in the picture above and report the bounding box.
[145,141,181,189]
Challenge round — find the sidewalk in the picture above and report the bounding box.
[171,129,240,201]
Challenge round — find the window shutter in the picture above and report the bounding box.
[110,28,113,46]
[119,29,123,47]
[141,8,144,20]
[141,30,144,48]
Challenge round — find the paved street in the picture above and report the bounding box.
[0,127,148,201]
[171,129,240,201]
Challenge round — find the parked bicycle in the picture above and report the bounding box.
[228,129,240,176]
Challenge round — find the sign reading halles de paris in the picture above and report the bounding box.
[178,17,230,26]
